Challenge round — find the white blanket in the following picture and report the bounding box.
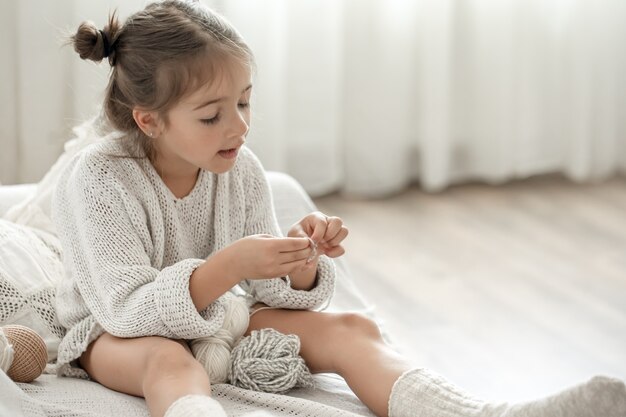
[3,369,374,417]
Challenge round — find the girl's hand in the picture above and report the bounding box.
[223,234,313,281]
[288,211,349,260]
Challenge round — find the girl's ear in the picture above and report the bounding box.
[132,108,161,137]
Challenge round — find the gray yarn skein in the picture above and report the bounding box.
[229,328,314,394]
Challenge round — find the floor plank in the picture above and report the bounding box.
[313,175,626,402]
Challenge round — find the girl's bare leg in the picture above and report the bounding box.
[247,308,626,417]
[79,332,212,417]
[247,308,412,417]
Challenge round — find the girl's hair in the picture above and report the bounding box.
[71,0,253,161]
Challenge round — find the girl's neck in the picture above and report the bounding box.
[152,153,201,199]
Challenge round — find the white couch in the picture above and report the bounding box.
[0,172,378,417]
[0,183,36,216]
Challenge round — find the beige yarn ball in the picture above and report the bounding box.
[0,325,48,383]
[191,293,249,383]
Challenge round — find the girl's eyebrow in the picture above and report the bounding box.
[193,84,252,110]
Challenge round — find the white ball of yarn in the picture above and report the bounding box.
[191,292,249,383]
[0,328,15,373]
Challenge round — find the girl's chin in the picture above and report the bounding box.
[204,155,238,174]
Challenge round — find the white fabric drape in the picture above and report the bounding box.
[2,1,625,196]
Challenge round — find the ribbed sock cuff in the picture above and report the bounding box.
[388,368,487,417]
[164,394,227,417]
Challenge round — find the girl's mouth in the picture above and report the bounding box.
[218,147,239,159]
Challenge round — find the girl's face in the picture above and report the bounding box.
[154,59,252,176]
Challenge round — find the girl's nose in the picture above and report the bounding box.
[229,110,249,139]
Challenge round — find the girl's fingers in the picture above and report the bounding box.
[310,221,327,243]
[278,246,314,264]
[275,237,310,252]
[325,226,349,247]
[277,257,309,276]
[323,245,345,258]
[322,217,344,243]
[305,211,329,243]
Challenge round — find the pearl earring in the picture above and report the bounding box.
[148,132,153,137]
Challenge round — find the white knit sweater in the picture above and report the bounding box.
[51,139,335,378]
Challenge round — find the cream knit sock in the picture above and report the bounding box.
[388,368,626,417]
[164,395,227,417]
[163,394,275,417]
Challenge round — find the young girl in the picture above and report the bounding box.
[53,1,625,417]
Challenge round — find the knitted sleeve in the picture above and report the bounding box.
[52,154,225,339]
[238,148,335,310]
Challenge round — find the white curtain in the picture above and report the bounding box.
[1,1,625,196]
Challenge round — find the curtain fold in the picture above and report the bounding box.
[0,0,19,185]
[1,0,624,196]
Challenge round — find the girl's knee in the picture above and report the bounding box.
[143,338,201,384]
[331,312,382,341]
[78,333,198,397]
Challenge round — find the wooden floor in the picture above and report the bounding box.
[313,175,626,403]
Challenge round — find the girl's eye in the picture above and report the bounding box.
[201,103,248,125]
[200,114,220,125]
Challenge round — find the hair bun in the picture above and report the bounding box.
[72,13,119,64]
